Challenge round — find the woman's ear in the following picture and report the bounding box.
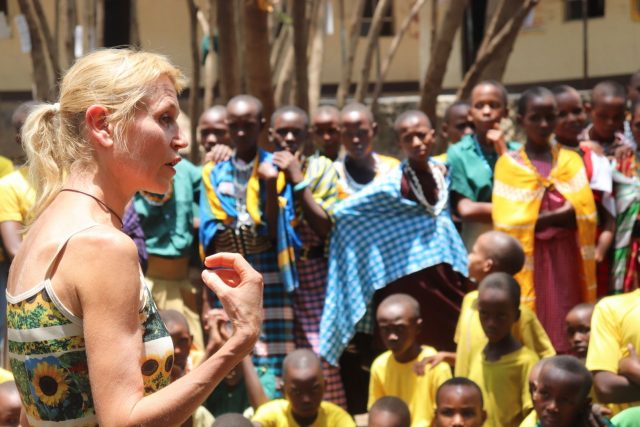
[85,105,113,148]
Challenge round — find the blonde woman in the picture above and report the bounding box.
[6,49,262,425]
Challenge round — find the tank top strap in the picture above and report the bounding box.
[44,224,103,280]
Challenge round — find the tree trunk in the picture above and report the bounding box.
[354,0,392,103]
[430,0,438,56]
[17,0,51,101]
[307,0,326,116]
[292,0,310,112]
[197,8,215,109]
[61,0,77,67]
[217,0,241,103]
[456,0,539,100]
[477,0,521,81]
[371,0,427,110]
[187,0,201,164]
[336,0,365,108]
[244,0,275,148]
[274,43,295,106]
[418,0,469,122]
[130,0,140,48]
[95,0,104,47]
[32,0,62,81]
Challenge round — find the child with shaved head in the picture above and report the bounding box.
[468,273,539,427]
[452,231,554,378]
[533,356,614,427]
[369,294,452,427]
[252,349,355,427]
[334,102,399,199]
[434,377,486,427]
[368,396,411,427]
[312,105,341,161]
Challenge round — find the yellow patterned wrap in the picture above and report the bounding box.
[492,146,597,310]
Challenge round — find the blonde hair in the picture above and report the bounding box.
[22,48,186,222]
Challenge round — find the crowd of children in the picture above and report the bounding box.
[2,71,640,426]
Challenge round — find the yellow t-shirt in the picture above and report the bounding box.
[0,167,35,223]
[369,346,452,427]
[518,410,537,427]
[252,399,355,427]
[0,367,14,383]
[468,346,539,427]
[454,290,555,377]
[586,289,640,414]
[0,155,13,179]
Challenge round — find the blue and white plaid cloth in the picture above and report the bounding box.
[319,161,468,365]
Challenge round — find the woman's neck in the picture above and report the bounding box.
[65,170,129,224]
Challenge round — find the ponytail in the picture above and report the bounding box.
[23,103,66,223]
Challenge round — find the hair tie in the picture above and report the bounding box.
[52,102,60,112]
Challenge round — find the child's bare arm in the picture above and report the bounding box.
[618,344,640,385]
[242,357,269,410]
[455,196,493,223]
[592,370,640,403]
[535,200,576,230]
[595,209,615,262]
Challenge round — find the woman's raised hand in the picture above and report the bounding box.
[202,253,263,352]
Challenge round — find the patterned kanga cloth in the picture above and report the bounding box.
[319,160,468,366]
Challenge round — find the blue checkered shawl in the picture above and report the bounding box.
[319,161,468,365]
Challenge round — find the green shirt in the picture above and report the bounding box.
[447,134,520,203]
[612,407,640,426]
[204,365,277,417]
[134,159,201,258]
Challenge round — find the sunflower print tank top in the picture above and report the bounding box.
[6,271,174,425]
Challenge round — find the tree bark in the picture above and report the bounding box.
[477,0,521,81]
[418,0,469,122]
[61,0,77,67]
[307,0,326,116]
[371,0,427,110]
[354,0,392,103]
[336,0,365,108]
[274,43,295,106]
[17,0,51,101]
[32,0,62,81]
[292,0,310,112]
[456,0,539,100]
[197,7,215,109]
[430,0,437,56]
[187,0,201,164]
[217,0,241,102]
[244,0,275,148]
[95,0,104,47]
[130,0,140,48]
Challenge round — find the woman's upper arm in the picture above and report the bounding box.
[72,230,147,424]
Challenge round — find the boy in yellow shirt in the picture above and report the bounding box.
[368,396,411,427]
[453,231,555,377]
[468,272,539,427]
[586,289,640,413]
[433,377,486,427]
[252,349,355,427]
[369,294,452,427]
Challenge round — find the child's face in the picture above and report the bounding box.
[199,111,231,153]
[284,366,324,419]
[376,303,421,360]
[565,308,593,359]
[443,105,473,144]
[167,323,192,378]
[368,409,407,427]
[590,96,626,141]
[469,84,508,137]
[271,111,308,155]
[554,91,586,144]
[520,95,557,147]
[341,111,376,160]
[534,368,589,427]
[312,113,341,159]
[467,235,492,283]
[435,385,486,427]
[226,103,262,152]
[477,287,518,343]
[397,116,435,163]
[631,104,640,144]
